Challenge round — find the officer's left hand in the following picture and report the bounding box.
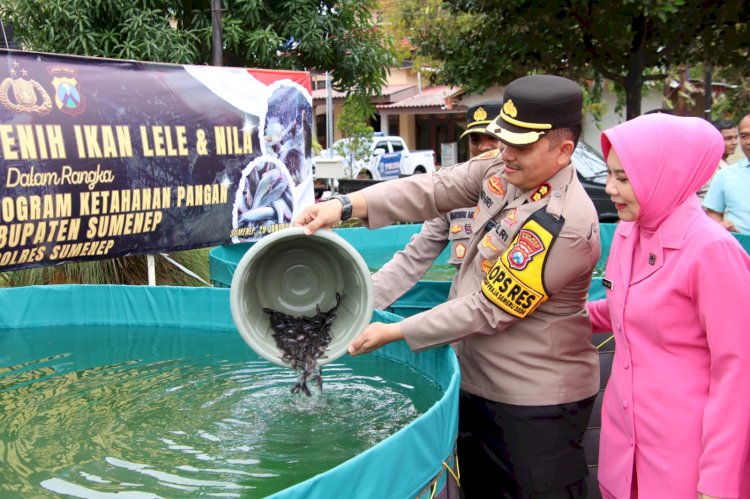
[348,322,404,355]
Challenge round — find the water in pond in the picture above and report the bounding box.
[358,247,457,282]
[0,325,443,498]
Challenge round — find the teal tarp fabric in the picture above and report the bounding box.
[208,223,750,315]
[0,285,460,499]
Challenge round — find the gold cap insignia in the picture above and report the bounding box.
[473,106,488,122]
[503,99,517,118]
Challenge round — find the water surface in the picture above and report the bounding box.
[0,325,443,498]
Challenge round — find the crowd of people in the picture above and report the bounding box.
[294,75,750,499]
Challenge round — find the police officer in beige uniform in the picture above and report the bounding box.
[372,103,502,309]
[296,75,600,498]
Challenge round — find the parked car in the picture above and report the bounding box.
[572,141,618,223]
[317,134,436,180]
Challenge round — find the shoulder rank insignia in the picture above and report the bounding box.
[529,183,551,202]
[487,175,505,196]
[476,148,500,160]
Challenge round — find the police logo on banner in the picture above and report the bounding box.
[50,66,86,116]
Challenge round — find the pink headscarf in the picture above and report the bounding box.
[601,114,724,230]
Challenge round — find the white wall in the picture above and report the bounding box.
[581,88,664,154]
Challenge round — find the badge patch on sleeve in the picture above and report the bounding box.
[481,218,555,318]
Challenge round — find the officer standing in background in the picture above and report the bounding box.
[372,102,502,309]
[295,75,600,498]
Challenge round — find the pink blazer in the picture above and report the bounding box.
[588,199,750,498]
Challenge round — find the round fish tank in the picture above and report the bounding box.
[0,285,459,498]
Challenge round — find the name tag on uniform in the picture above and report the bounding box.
[602,278,613,290]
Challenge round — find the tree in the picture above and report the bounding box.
[396,0,748,119]
[2,0,398,99]
[0,0,398,286]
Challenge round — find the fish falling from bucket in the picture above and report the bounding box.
[263,293,342,396]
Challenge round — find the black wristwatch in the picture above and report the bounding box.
[329,194,353,221]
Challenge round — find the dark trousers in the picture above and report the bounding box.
[458,391,595,499]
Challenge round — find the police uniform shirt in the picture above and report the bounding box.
[360,153,600,406]
[372,164,476,310]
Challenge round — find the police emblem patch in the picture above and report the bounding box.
[465,223,473,235]
[481,218,556,318]
[450,224,463,234]
[454,242,466,259]
[507,229,545,270]
[487,176,505,196]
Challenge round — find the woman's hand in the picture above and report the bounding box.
[698,493,722,499]
[721,218,739,232]
[348,322,404,355]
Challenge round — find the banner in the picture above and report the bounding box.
[0,50,314,272]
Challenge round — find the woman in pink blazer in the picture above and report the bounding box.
[588,113,750,499]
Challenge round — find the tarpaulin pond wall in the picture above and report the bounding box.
[0,285,460,498]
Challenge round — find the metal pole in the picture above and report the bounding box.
[704,65,713,121]
[0,20,10,50]
[211,0,223,66]
[326,71,334,157]
[147,255,156,286]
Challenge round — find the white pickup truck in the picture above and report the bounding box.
[319,134,436,180]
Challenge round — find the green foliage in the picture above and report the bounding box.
[397,0,748,119]
[2,0,399,99]
[0,249,211,287]
[712,82,750,122]
[0,0,399,285]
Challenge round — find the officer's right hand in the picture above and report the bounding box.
[293,199,343,235]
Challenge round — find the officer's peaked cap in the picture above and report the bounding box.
[486,75,583,147]
[460,102,502,139]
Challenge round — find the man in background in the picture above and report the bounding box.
[698,119,737,199]
[704,113,750,232]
